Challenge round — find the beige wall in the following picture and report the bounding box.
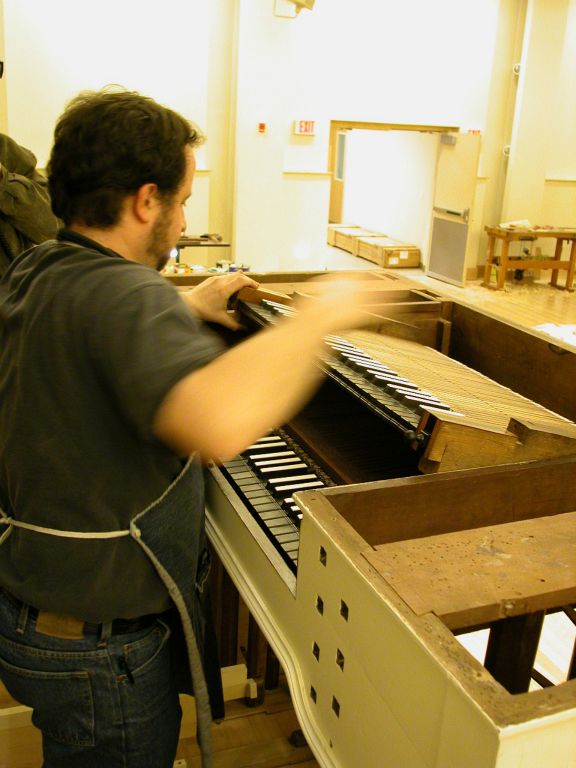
[534,0,576,236]
[501,0,572,223]
[2,0,575,273]
[231,0,502,270]
[2,0,214,232]
[0,0,6,133]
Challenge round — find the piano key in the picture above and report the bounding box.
[350,359,395,373]
[237,481,272,495]
[240,484,272,497]
[374,374,419,390]
[412,400,453,414]
[360,387,420,422]
[246,449,295,460]
[343,359,388,374]
[267,522,298,536]
[364,366,400,379]
[245,440,285,453]
[426,406,466,417]
[398,388,441,403]
[394,386,437,400]
[254,510,291,528]
[340,353,378,367]
[252,455,302,468]
[248,435,285,446]
[251,498,284,511]
[261,300,296,316]
[253,507,285,520]
[245,440,288,451]
[325,336,357,345]
[281,541,300,554]
[258,463,309,477]
[403,396,447,414]
[339,349,372,359]
[228,470,255,481]
[274,480,325,493]
[267,473,319,488]
[326,341,358,352]
[324,334,353,342]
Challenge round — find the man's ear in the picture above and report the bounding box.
[132,183,161,223]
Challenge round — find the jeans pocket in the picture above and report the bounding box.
[0,653,95,746]
[123,621,171,678]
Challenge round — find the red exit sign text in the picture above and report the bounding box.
[293,120,316,136]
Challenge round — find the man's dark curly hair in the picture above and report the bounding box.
[47,88,204,227]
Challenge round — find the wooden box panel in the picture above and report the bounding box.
[327,223,357,246]
[356,236,421,268]
[330,226,384,253]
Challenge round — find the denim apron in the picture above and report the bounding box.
[0,456,221,768]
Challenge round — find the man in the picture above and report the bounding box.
[0,132,60,275]
[0,89,365,768]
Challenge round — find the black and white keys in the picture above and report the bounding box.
[220,434,327,572]
[324,336,455,421]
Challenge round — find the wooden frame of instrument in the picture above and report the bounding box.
[206,456,576,768]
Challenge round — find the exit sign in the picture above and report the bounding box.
[293,120,316,136]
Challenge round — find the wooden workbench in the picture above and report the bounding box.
[483,225,576,291]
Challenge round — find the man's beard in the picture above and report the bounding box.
[146,203,175,272]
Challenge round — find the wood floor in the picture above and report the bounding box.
[177,685,318,768]
[399,266,576,349]
[0,680,319,768]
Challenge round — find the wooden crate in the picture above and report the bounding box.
[329,226,384,253]
[356,236,420,268]
[327,223,357,246]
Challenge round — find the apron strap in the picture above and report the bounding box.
[0,507,130,541]
[131,525,214,768]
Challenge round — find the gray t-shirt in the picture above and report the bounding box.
[0,231,225,621]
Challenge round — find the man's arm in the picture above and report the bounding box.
[153,279,367,461]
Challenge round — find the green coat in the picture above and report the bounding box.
[0,134,60,276]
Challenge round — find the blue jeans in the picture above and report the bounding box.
[0,590,182,767]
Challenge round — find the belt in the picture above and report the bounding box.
[1,588,157,639]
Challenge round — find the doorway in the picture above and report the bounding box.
[327,120,481,284]
[327,120,458,224]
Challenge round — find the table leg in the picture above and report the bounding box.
[497,239,509,290]
[549,237,563,288]
[565,239,576,291]
[484,611,545,694]
[483,235,496,287]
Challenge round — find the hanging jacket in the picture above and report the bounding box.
[0,133,60,275]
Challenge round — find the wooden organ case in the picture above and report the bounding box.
[197,273,576,768]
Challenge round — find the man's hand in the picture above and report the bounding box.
[181,273,259,330]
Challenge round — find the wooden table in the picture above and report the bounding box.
[483,225,576,291]
[176,234,231,255]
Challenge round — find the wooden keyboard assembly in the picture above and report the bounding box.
[204,280,576,768]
